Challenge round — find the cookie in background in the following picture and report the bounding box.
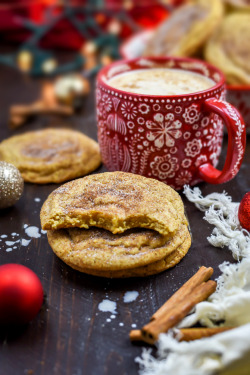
[0,128,101,184]
[143,0,224,58]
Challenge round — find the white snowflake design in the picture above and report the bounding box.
[195,154,208,167]
[183,132,191,140]
[99,93,112,117]
[206,124,223,154]
[185,139,202,157]
[209,152,217,166]
[181,159,192,169]
[121,102,138,120]
[201,116,210,127]
[146,113,182,148]
[175,106,182,114]
[153,104,161,111]
[175,171,192,186]
[150,154,179,179]
[183,104,200,124]
[137,117,145,125]
[138,103,150,114]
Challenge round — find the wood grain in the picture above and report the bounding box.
[0,57,249,375]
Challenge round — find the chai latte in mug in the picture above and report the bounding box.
[108,68,215,95]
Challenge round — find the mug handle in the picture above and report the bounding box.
[198,98,246,184]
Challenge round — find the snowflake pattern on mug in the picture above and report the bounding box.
[138,103,150,114]
[97,86,227,188]
[146,113,182,148]
[150,154,179,180]
[182,104,201,124]
[185,139,202,157]
[175,171,192,186]
[181,159,192,169]
[96,58,245,189]
[99,93,112,118]
[121,102,138,120]
[195,154,208,167]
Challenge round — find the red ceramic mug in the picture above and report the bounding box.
[96,57,246,190]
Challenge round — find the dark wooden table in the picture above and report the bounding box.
[0,60,249,375]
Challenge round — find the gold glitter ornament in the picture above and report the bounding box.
[0,161,24,209]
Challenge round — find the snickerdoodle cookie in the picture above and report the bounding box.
[41,172,191,278]
[143,0,223,57]
[63,233,191,278]
[47,226,191,278]
[40,172,186,236]
[46,223,189,273]
[204,13,250,85]
[0,128,101,184]
[223,0,250,10]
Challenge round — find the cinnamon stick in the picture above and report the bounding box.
[151,266,214,321]
[130,327,234,344]
[9,101,73,128]
[176,327,234,342]
[129,330,144,342]
[141,280,217,345]
[10,102,73,117]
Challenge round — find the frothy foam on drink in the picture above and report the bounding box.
[108,68,215,95]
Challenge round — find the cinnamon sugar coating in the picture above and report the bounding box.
[47,223,188,272]
[0,128,101,183]
[48,227,191,278]
[41,172,191,278]
[40,172,186,236]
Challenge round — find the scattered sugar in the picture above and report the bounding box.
[98,299,117,314]
[34,198,41,202]
[119,323,124,327]
[1,225,45,252]
[25,226,41,238]
[110,315,116,319]
[131,323,137,328]
[21,239,31,246]
[5,240,19,246]
[106,318,111,323]
[123,291,139,303]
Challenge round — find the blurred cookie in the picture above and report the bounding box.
[47,223,188,272]
[50,228,191,278]
[41,171,186,236]
[0,128,101,184]
[143,0,223,57]
[204,13,250,84]
[223,0,250,11]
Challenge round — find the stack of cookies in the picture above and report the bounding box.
[40,172,191,278]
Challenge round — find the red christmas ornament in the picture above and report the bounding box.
[0,264,44,325]
[238,192,250,231]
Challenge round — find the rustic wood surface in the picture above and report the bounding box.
[0,61,249,375]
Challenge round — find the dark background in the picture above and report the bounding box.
[0,57,249,375]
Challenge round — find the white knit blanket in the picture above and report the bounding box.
[136,186,250,375]
[183,186,250,259]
